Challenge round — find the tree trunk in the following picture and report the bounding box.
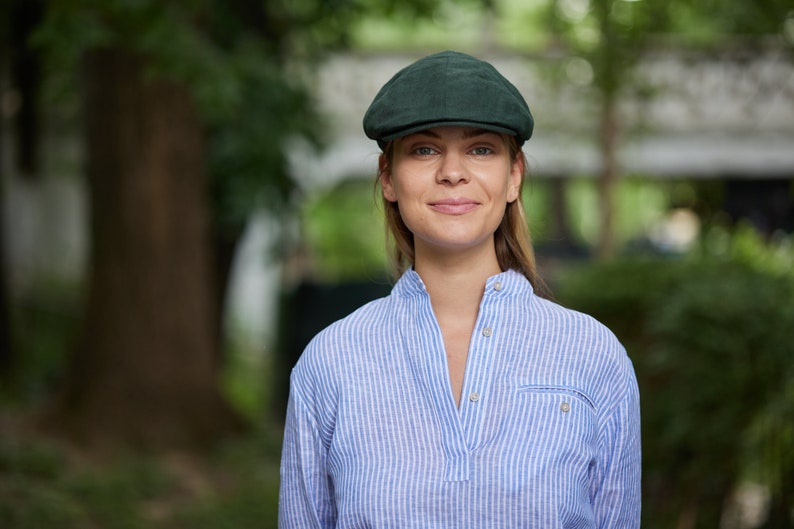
[0,72,11,378]
[593,0,621,261]
[45,48,243,450]
[596,92,619,259]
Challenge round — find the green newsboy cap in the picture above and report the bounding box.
[363,50,534,149]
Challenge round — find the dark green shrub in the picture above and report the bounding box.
[645,264,794,528]
[557,240,794,529]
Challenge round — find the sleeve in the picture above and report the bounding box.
[591,358,642,529]
[278,375,337,529]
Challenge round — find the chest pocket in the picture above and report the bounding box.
[508,384,598,476]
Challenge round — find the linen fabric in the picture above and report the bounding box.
[362,50,534,149]
[279,268,641,528]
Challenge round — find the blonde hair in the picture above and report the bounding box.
[377,135,551,298]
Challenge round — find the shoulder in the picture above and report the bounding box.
[531,295,625,353]
[497,269,630,374]
[307,294,394,352]
[522,295,636,404]
[291,294,395,387]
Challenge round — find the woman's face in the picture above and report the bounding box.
[380,126,523,263]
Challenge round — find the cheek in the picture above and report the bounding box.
[398,202,426,231]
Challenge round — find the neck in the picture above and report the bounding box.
[414,244,502,316]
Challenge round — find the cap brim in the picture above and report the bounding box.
[377,120,520,150]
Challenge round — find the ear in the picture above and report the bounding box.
[379,153,398,203]
[506,154,524,203]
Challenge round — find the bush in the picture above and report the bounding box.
[0,427,282,529]
[557,230,794,529]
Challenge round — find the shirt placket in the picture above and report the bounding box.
[398,277,506,484]
[459,280,501,451]
[400,294,472,482]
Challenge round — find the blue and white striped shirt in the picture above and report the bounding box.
[279,268,641,528]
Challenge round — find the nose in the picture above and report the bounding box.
[436,151,469,185]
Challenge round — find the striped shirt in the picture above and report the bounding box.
[279,268,641,528]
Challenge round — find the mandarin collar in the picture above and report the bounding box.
[392,267,534,299]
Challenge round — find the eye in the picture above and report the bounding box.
[412,146,438,156]
[470,146,494,156]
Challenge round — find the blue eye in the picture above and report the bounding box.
[414,147,436,156]
[470,147,493,156]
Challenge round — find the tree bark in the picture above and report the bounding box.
[0,69,11,378]
[596,92,619,260]
[45,48,242,450]
[593,0,621,261]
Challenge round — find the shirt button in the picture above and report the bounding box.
[482,327,493,337]
[560,402,571,413]
[494,281,503,292]
[469,392,480,402]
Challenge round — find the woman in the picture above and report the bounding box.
[279,50,641,528]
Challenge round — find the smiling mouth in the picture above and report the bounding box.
[428,199,480,215]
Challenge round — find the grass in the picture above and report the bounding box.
[0,418,283,529]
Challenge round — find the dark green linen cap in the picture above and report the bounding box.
[363,50,534,149]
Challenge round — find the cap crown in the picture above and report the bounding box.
[363,50,534,148]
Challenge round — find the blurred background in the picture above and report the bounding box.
[1,0,793,528]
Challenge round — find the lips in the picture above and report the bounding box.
[428,197,480,215]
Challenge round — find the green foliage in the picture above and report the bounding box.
[33,1,317,230]
[0,427,283,529]
[353,0,792,53]
[544,0,672,100]
[743,375,794,500]
[545,0,792,57]
[668,0,794,46]
[494,0,551,50]
[175,486,279,529]
[33,1,233,109]
[262,0,442,53]
[220,330,274,423]
[557,229,794,528]
[351,0,493,51]
[207,42,321,234]
[0,437,172,529]
[562,177,669,247]
[301,179,389,282]
[3,281,82,407]
[696,221,794,278]
[173,429,282,529]
[646,265,794,527]
[0,438,64,480]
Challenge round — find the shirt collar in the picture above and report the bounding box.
[392,267,534,299]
